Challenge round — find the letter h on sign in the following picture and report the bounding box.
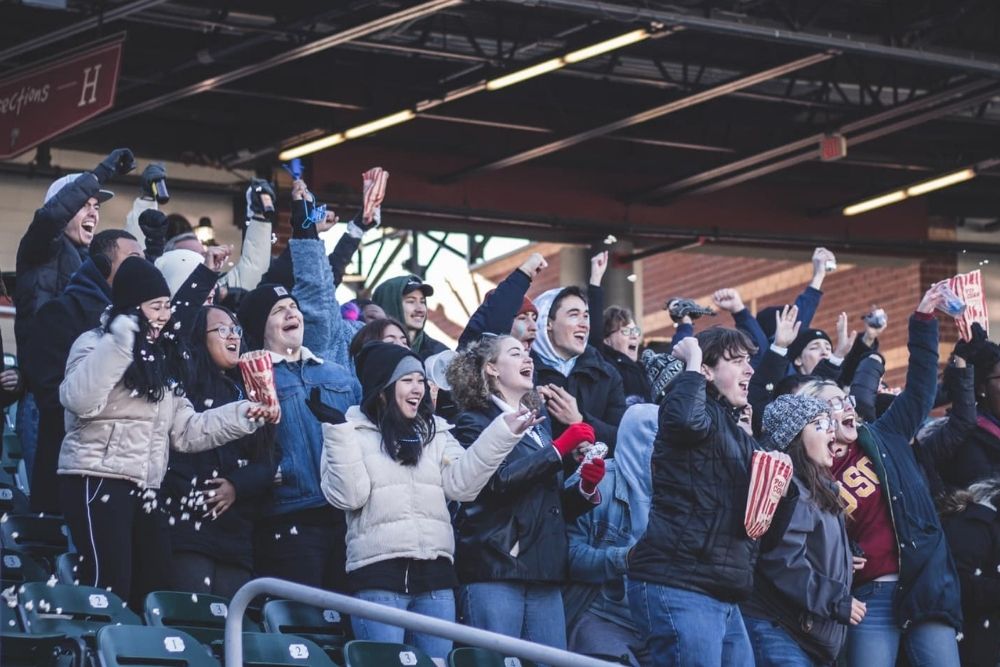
[77,64,101,107]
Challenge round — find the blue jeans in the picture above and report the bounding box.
[15,393,38,480]
[459,582,567,651]
[744,616,816,666]
[845,581,960,667]
[351,588,455,659]
[627,580,754,667]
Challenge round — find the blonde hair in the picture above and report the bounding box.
[446,335,517,412]
[796,378,841,399]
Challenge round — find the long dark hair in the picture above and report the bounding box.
[361,378,436,467]
[187,305,276,465]
[104,304,190,403]
[349,317,409,360]
[787,433,843,515]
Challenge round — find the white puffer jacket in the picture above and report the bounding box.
[321,406,522,572]
[58,328,260,489]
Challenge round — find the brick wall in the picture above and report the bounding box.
[640,248,959,387]
[472,242,568,298]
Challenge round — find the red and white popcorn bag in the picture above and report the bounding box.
[948,269,989,342]
[239,350,280,422]
[362,167,389,222]
[745,450,793,539]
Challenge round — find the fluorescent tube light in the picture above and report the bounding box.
[842,190,907,216]
[905,168,976,196]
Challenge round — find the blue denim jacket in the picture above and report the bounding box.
[266,349,361,516]
[565,461,637,631]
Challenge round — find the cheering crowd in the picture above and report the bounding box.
[1,147,998,667]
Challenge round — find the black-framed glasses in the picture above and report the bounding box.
[208,325,243,339]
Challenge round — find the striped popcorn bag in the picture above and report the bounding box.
[239,350,281,423]
[745,450,793,539]
[362,167,389,224]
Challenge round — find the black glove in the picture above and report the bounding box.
[138,209,168,260]
[954,322,989,362]
[246,178,277,222]
[93,148,136,183]
[290,200,319,240]
[139,163,168,201]
[306,387,346,425]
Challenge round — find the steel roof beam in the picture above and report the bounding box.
[503,0,1000,76]
[70,0,462,134]
[0,0,172,64]
[437,51,835,182]
[634,78,999,201]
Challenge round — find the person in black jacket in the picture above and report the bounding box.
[448,334,604,652]
[0,328,23,448]
[531,286,627,450]
[161,305,278,598]
[457,253,547,351]
[22,230,143,513]
[939,477,1000,667]
[626,327,799,667]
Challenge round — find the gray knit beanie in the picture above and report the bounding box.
[761,394,830,451]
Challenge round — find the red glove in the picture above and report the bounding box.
[552,423,595,457]
[580,457,606,495]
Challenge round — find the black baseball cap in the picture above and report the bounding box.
[403,275,434,297]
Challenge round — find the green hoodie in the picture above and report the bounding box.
[372,275,436,357]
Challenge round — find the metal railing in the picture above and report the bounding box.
[225,577,618,667]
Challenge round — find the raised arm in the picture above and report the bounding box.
[59,324,134,418]
[660,338,715,446]
[458,253,546,349]
[440,415,524,501]
[169,397,259,453]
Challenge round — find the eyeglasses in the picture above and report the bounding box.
[826,395,857,412]
[208,325,243,339]
[619,326,642,337]
[810,417,833,432]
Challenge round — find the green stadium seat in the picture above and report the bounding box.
[97,624,219,666]
[343,640,437,667]
[144,590,260,653]
[18,581,141,641]
[0,480,29,514]
[0,600,68,667]
[0,514,69,569]
[243,631,338,666]
[1,549,50,587]
[54,552,80,585]
[263,598,349,662]
[448,647,539,667]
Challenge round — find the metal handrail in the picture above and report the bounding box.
[225,577,618,667]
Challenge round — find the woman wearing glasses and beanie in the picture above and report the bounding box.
[160,305,279,598]
[742,394,864,666]
[797,282,963,667]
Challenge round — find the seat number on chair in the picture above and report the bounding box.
[164,636,185,652]
[0,489,12,500]
[288,643,309,659]
[2,555,20,568]
[88,594,108,608]
[399,651,418,665]
[209,602,227,617]
[322,609,341,623]
[504,659,522,667]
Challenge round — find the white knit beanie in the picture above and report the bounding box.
[154,249,205,297]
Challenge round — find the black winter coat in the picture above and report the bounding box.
[452,403,596,584]
[941,503,1000,667]
[942,416,1000,491]
[14,173,100,348]
[0,329,23,445]
[532,345,626,451]
[627,371,799,602]
[23,259,111,513]
[160,374,278,570]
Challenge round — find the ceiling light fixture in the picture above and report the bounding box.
[842,165,988,216]
[278,27,656,160]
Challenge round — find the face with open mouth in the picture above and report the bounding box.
[488,336,535,396]
[65,197,100,247]
[809,385,858,456]
[205,308,242,370]
[801,412,836,468]
[140,297,172,342]
[263,298,304,355]
[510,312,538,351]
[605,320,642,362]
[704,351,754,408]
[402,292,428,334]
[795,338,832,375]
[393,371,426,419]
[548,294,590,359]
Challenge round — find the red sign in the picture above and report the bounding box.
[820,133,847,162]
[0,38,123,159]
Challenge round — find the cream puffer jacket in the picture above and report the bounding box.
[58,328,260,489]
[321,406,522,572]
